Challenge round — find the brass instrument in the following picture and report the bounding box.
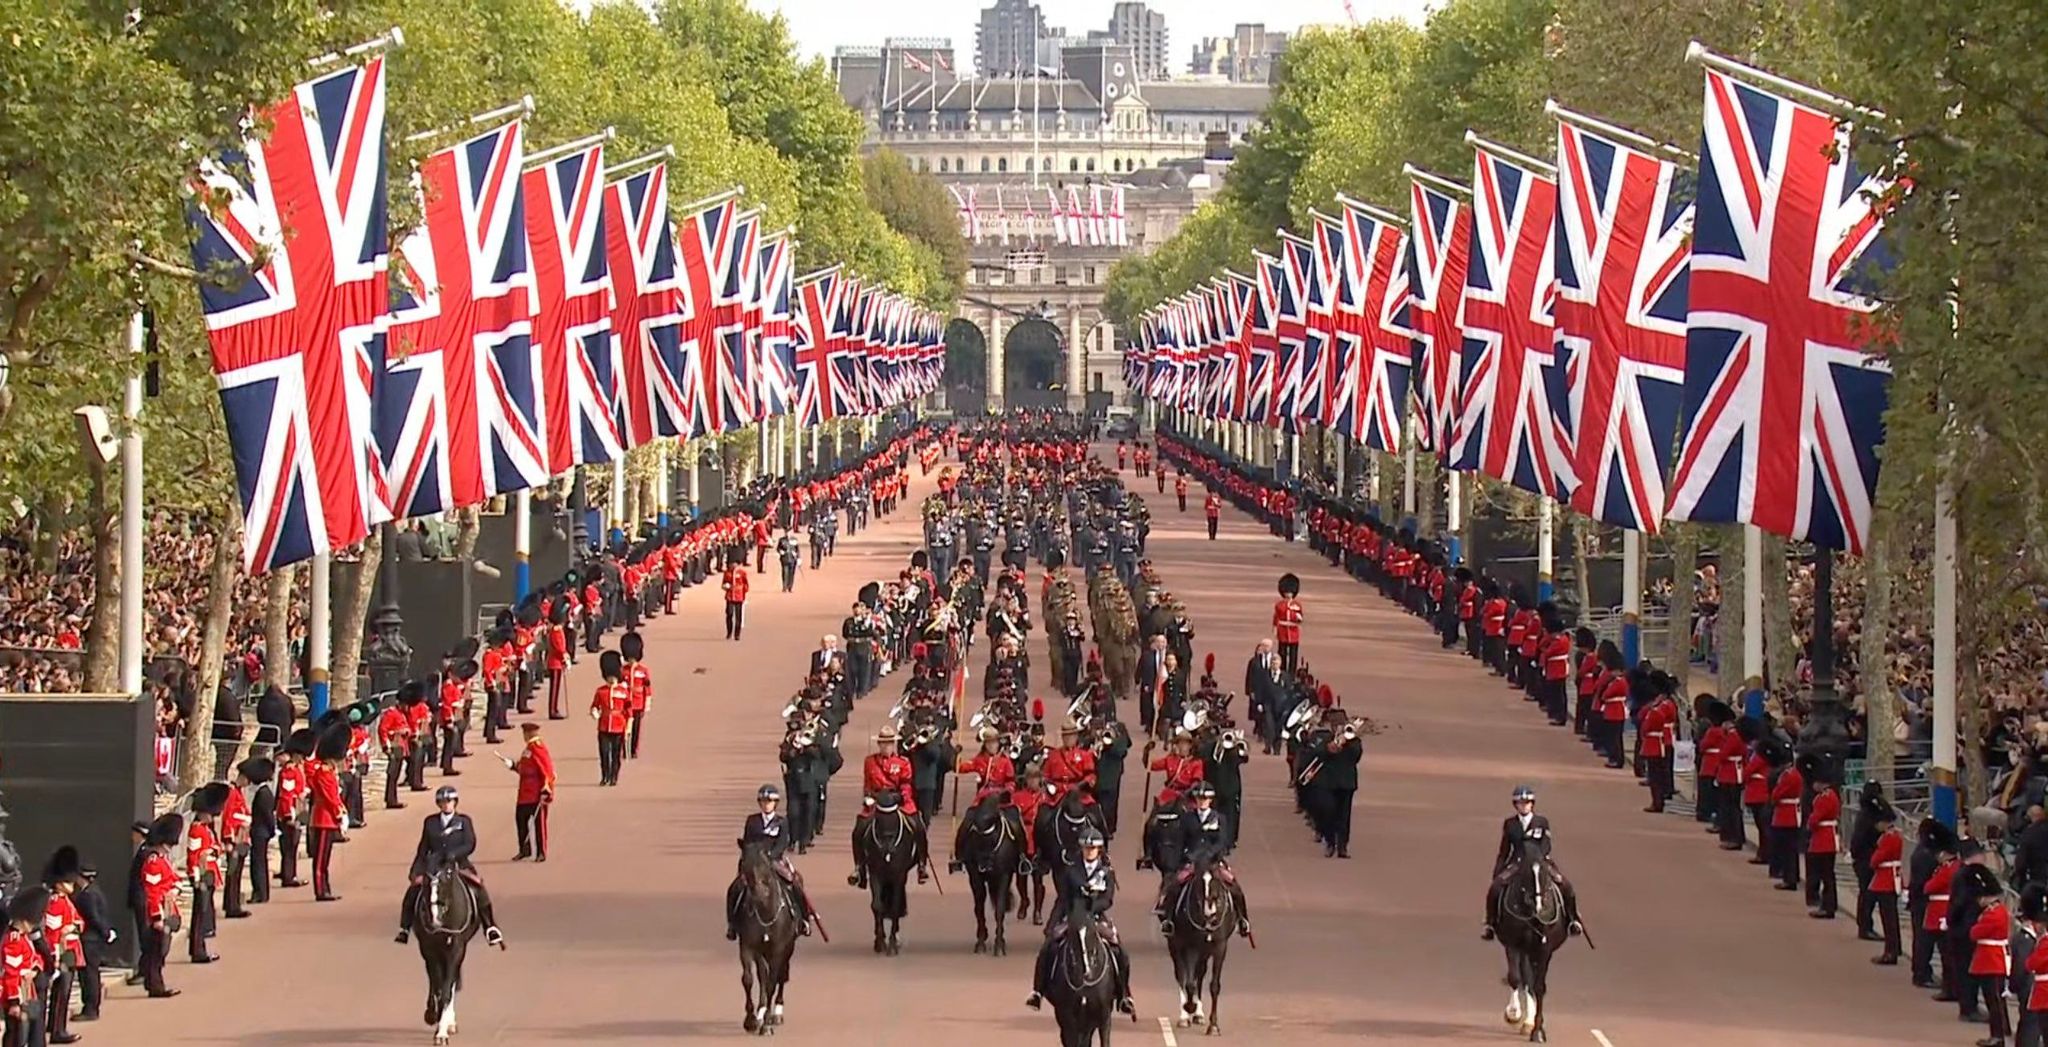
[1218,728,1246,751]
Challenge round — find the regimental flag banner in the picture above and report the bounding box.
[1108,184,1130,248]
[672,190,742,438]
[1664,62,1893,553]
[383,118,542,519]
[606,163,693,446]
[1065,185,1087,245]
[791,266,842,426]
[1405,170,1472,460]
[708,208,761,432]
[1335,198,1414,453]
[1048,187,1066,245]
[1552,111,1692,533]
[754,234,797,419]
[187,56,393,573]
[523,141,623,473]
[1451,140,1572,500]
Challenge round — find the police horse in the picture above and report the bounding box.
[850,792,924,955]
[413,864,478,1045]
[1494,856,1574,1042]
[957,790,1023,955]
[1163,856,1234,1034]
[735,839,801,1034]
[1044,899,1119,1047]
[1034,788,1108,909]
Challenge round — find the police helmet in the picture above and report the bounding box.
[1078,828,1106,848]
[435,785,460,805]
[1511,784,1537,804]
[758,784,782,802]
[1188,781,1216,800]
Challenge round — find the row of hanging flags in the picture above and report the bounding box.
[184,46,944,573]
[948,183,1130,247]
[1124,46,1895,556]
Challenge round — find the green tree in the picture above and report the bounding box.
[862,148,968,308]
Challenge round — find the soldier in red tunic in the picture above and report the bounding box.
[621,631,653,759]
[1635,675,1679,813]
[1203,491,1222,540]
[508,722,556,861]
[1042,722,1099,806]
[1867,799,1904,964]
[185,782,229,962]
[1965,865,2013,1044]
[307,723,350,901]
[850,726,926,888]
[1273,573,1304,674]
[591,651,632,786]
[722,559,751,640]
[1806,770,1842,918]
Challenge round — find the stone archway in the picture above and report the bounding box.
[942,318,988,415]
[1002,318,1066,408]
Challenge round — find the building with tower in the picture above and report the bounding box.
[1107,2,1170,81]
[975,0,1046,77]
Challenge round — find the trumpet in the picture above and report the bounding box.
[1219,728,1246,751]
[1340,718,1367,742]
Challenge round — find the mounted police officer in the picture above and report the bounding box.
[395,785,504,949]
[1482,784,1582,941]
[1025,827,1134,1016]
[1154,782,1252,938]
[727,784,816,939]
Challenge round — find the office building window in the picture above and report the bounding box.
[1086,157,1096,172]
[1070,158,1079,172]
[981,157,991,172]
[998,157,1008,172]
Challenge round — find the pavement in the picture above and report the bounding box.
[85,452,1963,1046]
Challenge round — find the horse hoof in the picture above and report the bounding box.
[993,940,1006,957]
[1177,1016,1191,1028]
[973,940,987,954]
[744,1015,760,1033]
[1529,1030,1546,1043]
[1206,1024,1222,1036]
[872,939,886,954]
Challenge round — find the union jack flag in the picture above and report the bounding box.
[1665,65,1893,553]
[187,57,392,572]
[1269,240,1308,426]
[1405,171,1471,458]
[1334,198,1413,452]
[383,119,542,516]
[1221,272,1257,422]
[1450,144,1572,500]
[606,163,692,446]
[1247,252,1284,427]
[754,233,796,418]
[673,191,744,437]
[524,142,623,473]
[792,266,842,425]
[1280,230,1332,428]
[830,280,872,418]
[708,208,761,431]
[1553,114,1691,532]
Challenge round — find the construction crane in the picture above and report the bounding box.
[1342,0,1359,25]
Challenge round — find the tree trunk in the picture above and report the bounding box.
[454,508,481,560]
[1715,528,1745,699]
[1417,454,1439,539]
[1569,515,1593,620]
[262,567,295,688]
[1959,630,1988,810]
[328,529,382,712]
[1461,476,1483,566]
[1860,519,1896,785]
[1761,533,1793,693]
[179,502,243,791]
[1665,525,1699,681]
[81,464,119,693]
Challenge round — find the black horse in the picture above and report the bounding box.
[957,792,1023,955]
[1043,900,1119,1047]
[413,864,479,1045]
[851,801,923,955]
[1163,856,1234,1035]
[734,840,801,1034]
[1036,791,1108,873]
[1493,856,1575,1042]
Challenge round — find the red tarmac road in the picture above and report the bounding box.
[91,453,1960,1046]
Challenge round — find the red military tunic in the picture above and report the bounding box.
[1868,827,1904,894]
[2027,930,2048,1011]
[1597,672,1629,723]
[186,820,222,882]
[722,565,750,604]
[376,705,413,754]
[959,752,1017,801]
[626,662,653,714]
[515,739,557,804]
[1273,598,1303,645]
[1807,786,1841,854]
[1697,723,1725,783]
[1540,631,1572,682]
[1042,746,1098,804]
[1924,860,1957,931]
[1638,697,1677,759]
[861,753,917,814]
[1204,494,1222,519]
[139,849,179,922]
[591,682,633,734]
[1741,750,1771,805]
[1769,765,1804,829]
[43,892,83,968]
[307,761,345,831]
[1013,786,1045,857]
[1970,900,2012,977]
[545,623,569,672]
[0,927,40,1009]
[1482,597,1508,638]
[222,784,252,848]
[1150,753,1206,807]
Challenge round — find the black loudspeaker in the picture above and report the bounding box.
[0,693,153,966]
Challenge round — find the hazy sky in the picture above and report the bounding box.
[740,0,1435,69]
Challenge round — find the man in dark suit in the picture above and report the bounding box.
[74,859,114,1020]
[1243,640,1288,753]
[393,786,502,948]
[2013,805,2048,892]
[1135,636,1169,736]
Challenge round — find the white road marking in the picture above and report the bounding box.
[1592,1030,1617,1047]
[1158,1015,1179,1045]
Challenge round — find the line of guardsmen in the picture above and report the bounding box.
[1160,426,2048,1047]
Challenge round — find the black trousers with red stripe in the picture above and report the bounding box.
[516,800,550,858]
[309,826,340,898]
[547,669,564,718]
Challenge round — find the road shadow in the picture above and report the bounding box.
[536,1018,740,1039]
[1312,1016,1504,1040]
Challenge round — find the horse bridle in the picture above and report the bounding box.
[1057,921,1112,990]
[422,870,476,938]
[1502,861,1565,928]
[1170,868,1232,939]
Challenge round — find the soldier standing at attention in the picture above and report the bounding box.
[1273,573,1304,674]
[723,557,751,640]
[507,722,556,861]
[184,783,228,962]
[1806,771,1842,919]
[592,651,632,787]
[307,725,350,902]
[378,686,416,810]
[1174,471,1189,512]
[1204,491,1222,540]
[621,631,652,759]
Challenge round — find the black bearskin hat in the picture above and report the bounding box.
[549,602,569,626]
[41,845,81,886]
[1278,572,1300,597]
[282,728,318,758]
[1574,627,1597,648]
[1734,716,1761,744]
[516,602,542,628]
[447,636,480,662]
[667,528,685,548]
[145,813,185,848]
[314,720,352,761]
[910,550,929,570]
[1919,818,1958,853]
[189,781,232,817]
[452,659,479,682]
[237,756,275,784]
[7,886,49,928]
[398,679,427,704]
[1454,566,1473,582]
[1960,863,2000,897]
[599,650,624,681]
[619,631,644,661]
[2023,884,2048,923]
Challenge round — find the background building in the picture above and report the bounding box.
[1107,2,1170,81]
[975,0,1046,77]
[1189,23,1290,83]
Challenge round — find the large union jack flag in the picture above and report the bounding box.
[1553,114,1692,532]
[1248,252,1285,427]
[1405,171,1471,459]
[674,190,743,437]
[382,120,542,516]
[1286,229,1335,427]
[1664,66,1893,553]
[707,208,761,431]
[1451,143,1573,500]
[791,266,842,425]
[829,280,872,418]
[524,141,623,473]
[187,57,392,573]
[606,163,693,447]
[754,233,797,419]
[1331,200,1414,452]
